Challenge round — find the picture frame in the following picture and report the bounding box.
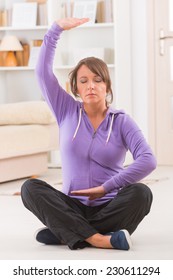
[73,0,97,25]
[12,3,37,28]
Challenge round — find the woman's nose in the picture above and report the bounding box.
[87,80,94,89]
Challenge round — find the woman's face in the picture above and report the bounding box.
[76,65,107,105]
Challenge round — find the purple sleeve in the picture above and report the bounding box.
[103,114,157,192]
[35,22,77,125]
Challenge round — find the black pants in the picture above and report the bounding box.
[21,179,153,250]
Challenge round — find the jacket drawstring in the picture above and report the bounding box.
[73,107,115,144]
[72,107,82,140]
[106,113,115,144]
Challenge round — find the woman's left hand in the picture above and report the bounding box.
[56,17,89,30]
[71,186,106,200]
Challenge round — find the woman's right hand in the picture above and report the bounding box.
[56,17,90,30]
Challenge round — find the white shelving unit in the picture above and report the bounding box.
[0,0,135,166]
[0,0,116,105]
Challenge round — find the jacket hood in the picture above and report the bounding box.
[72,103,125,143]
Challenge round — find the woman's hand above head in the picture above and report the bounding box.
[56,17,90,30]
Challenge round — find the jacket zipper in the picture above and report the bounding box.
[87,130,97,205]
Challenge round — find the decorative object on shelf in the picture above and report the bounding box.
[73,0,97,25]
[12,2,37,28]
[0,35,23,67]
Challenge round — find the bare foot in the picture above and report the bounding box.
[85,233,113,249]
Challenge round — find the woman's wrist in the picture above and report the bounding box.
[56,20,64,29]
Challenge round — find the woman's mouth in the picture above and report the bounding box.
[86,92,96,97]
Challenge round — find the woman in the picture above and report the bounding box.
[21,18,157,250]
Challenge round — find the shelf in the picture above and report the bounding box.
[0,22,114,32]
[0,64,115,72]
[0,66,35,71]
[0,25,49,31]
[78,22,114,28]
[0,23,113,32]
[54,64,115,70]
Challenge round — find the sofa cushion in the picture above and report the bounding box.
[0,123,58,159]
[0,101,56,125]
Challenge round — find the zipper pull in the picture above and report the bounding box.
[92,131,97,138]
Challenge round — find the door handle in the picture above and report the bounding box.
[160,29,173,40]
[159,29,173,55]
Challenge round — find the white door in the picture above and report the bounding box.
[155,0,173,164]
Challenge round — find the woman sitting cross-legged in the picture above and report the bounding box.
[21,17,157,250]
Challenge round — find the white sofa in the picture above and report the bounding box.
[0,101,59,182]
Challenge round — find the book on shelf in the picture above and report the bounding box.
[96,0,113,23]
[37,3,48,26]
[26,0,47,3]
[22,43,30,66]
[61,0,113,24]
[0,10,9,26]
[0,10,2,26]
[0,0,48,27]
[26,0,48,26]
[73,1,97,25]
[31,40,43,47]
[12,2,38,28]
[61,0,74,18]
[15,43,30,67]
[0,8,13,27]
[15,50,24,67]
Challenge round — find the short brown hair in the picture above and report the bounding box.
[69,57,113,104]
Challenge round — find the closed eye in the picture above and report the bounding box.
[79,76,103,83]
[94,77,102,82]
[80,78,87,83]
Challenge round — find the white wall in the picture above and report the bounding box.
[114,0,132,115]
[130,0,149,139]
[115,0,149,139]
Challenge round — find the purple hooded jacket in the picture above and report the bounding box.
[35,23,157,206]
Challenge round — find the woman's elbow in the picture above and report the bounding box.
[147,153,157,172]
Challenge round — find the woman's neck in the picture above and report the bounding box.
[83,103,108,118]
[83,103,108,131]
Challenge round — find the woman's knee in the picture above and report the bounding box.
[136,183,152,200]
[131,183,153,213]
[21,178,41,200]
